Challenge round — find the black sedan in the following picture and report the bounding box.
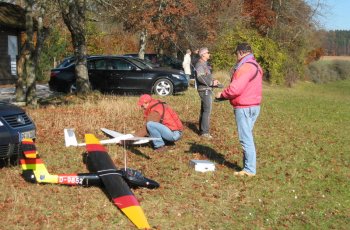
[0,102,36,162]
[49,56,188,96]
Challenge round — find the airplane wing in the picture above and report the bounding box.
[84,134,150,229]
[65,128,159,147]
[101,127,160,145]
[100,127,124,138]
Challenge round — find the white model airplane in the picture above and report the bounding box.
[64,128,160,147]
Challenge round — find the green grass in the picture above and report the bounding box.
[0,80,349,229]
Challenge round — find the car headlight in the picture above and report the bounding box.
[0,120,3,126]
[172,74,185,80]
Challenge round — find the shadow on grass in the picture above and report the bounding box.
[124,146,151,160]
[183,121,200,135]
[186,142,241,171]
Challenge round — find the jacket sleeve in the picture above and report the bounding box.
[134,111,161,137]
[221,64,255,99]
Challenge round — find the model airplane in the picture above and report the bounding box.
[20,136,159,229]
[64,128,159,147]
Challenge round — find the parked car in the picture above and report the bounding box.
[123,53,159,66]
[123,55,160,68]
[0,102,36,161]
[49,55,188,96]
[159,55,183,70]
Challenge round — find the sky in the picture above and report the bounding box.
[308,0,350,30]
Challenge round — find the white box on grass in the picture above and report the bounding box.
[189,160,215,172]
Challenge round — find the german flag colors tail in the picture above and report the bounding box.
[84,134,150,229]
[20,138,100,186]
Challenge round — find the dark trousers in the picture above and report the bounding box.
[198,90,212,134]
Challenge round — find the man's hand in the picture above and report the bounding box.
[212,79,219,86]
[216,92,222,99]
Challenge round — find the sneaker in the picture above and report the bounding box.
[234,170,255,177]
[201,133,213,139]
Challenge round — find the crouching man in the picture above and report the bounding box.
[135,94,183,152]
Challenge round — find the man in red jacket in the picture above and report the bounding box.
[216,43,263,176]
[135,94,183,152]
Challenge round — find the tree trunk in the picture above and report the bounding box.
[16,43,27,102]
[59,0,90,94]
[24,0,37,107]
[139,29,147,59]
[33,5,47,86]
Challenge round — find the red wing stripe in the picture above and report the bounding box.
[20,158,43,164]
[113,195,140,209]
[22,140,34,145]
[24,150,36,155]
[86,144,107,152]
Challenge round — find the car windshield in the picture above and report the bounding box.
[128,58,152,70]
[56,57,75,68]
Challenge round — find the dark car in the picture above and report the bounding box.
[0,102,36,161]
[122,55,160,68]
[124,53,159,65]
[49,55,188,96]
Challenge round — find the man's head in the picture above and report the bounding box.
[234,43,252,59]
[137,94,152,109]
[199,47,210,61]
[186,49,191,54]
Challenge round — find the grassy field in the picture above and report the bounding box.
[320,56,350,61]
[0,79,349,229]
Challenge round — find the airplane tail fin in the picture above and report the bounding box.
[64,128,79,147]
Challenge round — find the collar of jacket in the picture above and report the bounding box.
[233,53,255,71]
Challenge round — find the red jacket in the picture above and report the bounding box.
[221,55,263,108]
[144,100,183,131]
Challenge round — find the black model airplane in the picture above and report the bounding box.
[20,134,159,229]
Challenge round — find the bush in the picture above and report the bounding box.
[306,60,350,83]
[37,27,71,82]
[211,27,288,85]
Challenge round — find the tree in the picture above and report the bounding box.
[58,0,90,94]
[24,0,36,106]
[15,0,57,105]
[114,0,198,57]
[242,0,276,36]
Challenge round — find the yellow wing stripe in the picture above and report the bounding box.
[121,206,150,229]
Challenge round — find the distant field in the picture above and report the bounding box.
[320,55,350,61]
[0,79,349,229]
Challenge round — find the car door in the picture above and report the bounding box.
[88,58,112,91]
[109,58,149,92]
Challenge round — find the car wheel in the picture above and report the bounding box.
[67,82,77,93]
[153,79,173,96]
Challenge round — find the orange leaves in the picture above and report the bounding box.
[242,0,276,35]
[123,0,198,45]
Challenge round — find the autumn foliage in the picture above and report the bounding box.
[242,0,276,35]
[34,0,338,85]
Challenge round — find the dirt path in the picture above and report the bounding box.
[0,84,56,103]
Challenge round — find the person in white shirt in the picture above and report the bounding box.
[182,49,192,84]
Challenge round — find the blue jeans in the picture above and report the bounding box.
[234,106,260,174]
[146,121,182,148]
